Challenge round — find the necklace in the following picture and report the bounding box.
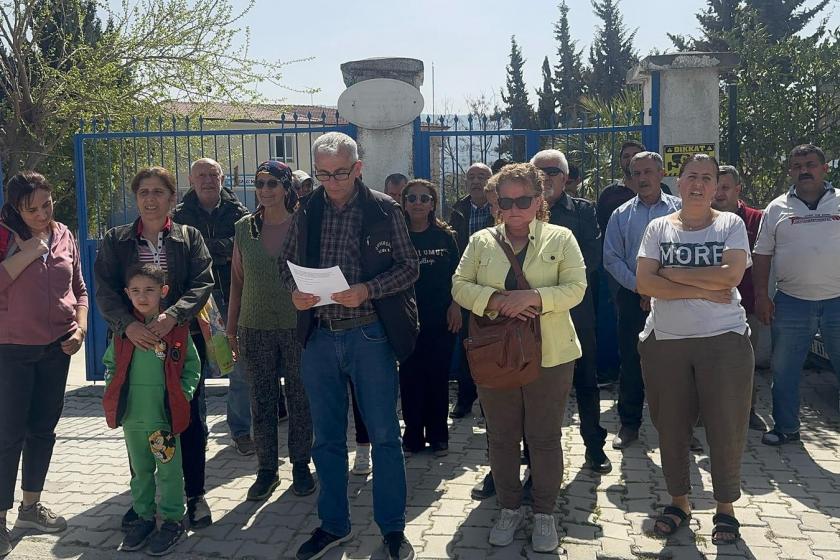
[677,211,713,231]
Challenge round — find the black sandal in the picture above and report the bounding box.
[712,513,740,545]
[653,505,691,537]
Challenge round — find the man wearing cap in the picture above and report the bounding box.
[294,170,314,197]
[279,132,419,560]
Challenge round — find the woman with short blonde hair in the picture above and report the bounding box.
[452,162,586,553]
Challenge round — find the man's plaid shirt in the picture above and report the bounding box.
[469,203,492,237]
[280,186,418,320]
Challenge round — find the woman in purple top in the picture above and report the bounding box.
[0,172,89,555]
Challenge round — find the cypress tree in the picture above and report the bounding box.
[587,0,637,102]
[553,0,586,125]
[536,56,556,129]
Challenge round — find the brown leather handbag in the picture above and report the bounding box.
[463,229,542,390]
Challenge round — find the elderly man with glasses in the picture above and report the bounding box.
[279,132,420,560]
[532,149,611,474]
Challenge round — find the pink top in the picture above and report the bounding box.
[0,222,89,345]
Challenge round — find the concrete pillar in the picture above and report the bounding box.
[338,58,424,191]
[629,52,739,191]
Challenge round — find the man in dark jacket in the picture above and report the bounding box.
[279,133,419,560]
[447,162,494,419]
[712,164,766,431]
[173,158,255,458]
[534,149,611,475]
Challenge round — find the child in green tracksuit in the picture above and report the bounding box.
[102,264,200,556]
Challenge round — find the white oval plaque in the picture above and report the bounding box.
[337,78,424,130]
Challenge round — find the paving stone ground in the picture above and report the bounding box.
[4,357,840,559]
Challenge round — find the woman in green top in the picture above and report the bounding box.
[226,161,314,500]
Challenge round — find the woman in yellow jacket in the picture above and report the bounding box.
[452,163,586,553]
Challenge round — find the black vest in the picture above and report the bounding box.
[295,182,419,361]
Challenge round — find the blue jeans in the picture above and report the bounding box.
[771,291,840,433]
[300,321,406,537]
[226,361,252,438]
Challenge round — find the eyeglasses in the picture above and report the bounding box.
[313,162,357,182]
[255,179,281,189]
[538,167,565,177]
[405,194,432,204]
[498,195,537,210]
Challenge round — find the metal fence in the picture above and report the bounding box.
[74,113,356,380]
[413,110,657,215]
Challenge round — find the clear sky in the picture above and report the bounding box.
[233,0,838,113]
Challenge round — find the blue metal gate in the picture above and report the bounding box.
[74,114,355,380]
[412,77,660,215]
[75,79,660,381]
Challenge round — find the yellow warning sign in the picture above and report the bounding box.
[663,144,716,177]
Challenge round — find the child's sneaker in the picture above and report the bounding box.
[15,502,66,533]
[146,521,184,556]
[119,518,156,552]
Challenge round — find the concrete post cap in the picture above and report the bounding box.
[341,57,424,88]
[628,52,740,83]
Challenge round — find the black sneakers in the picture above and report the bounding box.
[247,472,280,501]
[0,525,10,557]
[186,496,212,529]
[119,518,156,552]
[471,471,496,500]
[292,462,317,497]
[374,531,415,560]
[121,506,141,531]
[147,521,185,556]
[296,528,352,560]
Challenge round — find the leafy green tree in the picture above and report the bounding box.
[499,36,534,161]
[587,0,637,102]
[0,0,310,225]
[751,0,831,42]
[670,0,830,51]
[669,0,740,51]
[722,9,840,205]
[536,57,556,129]
[553,0,586,124]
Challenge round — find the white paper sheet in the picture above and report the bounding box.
[286,261,351,307]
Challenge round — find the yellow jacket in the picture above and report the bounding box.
[452,220,587,367]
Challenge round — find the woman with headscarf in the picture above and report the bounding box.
[226,161,315,500]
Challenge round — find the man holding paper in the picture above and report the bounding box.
[279,132,420,560]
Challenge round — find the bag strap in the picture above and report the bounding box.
[0,223,18,263]
[489,227,531,290]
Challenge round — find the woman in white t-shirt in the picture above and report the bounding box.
[636,154,754,547]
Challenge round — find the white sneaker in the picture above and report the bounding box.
[488,507,523,546]
[531,513,559,552]
[352,446,372,475]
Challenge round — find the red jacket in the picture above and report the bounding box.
[735,201,763,315]
[102,317,193,434]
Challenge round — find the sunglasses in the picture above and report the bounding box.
[255,179,281,189]
[498,195,537,210]
[405,193,433,204]
[538,167,565,177]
